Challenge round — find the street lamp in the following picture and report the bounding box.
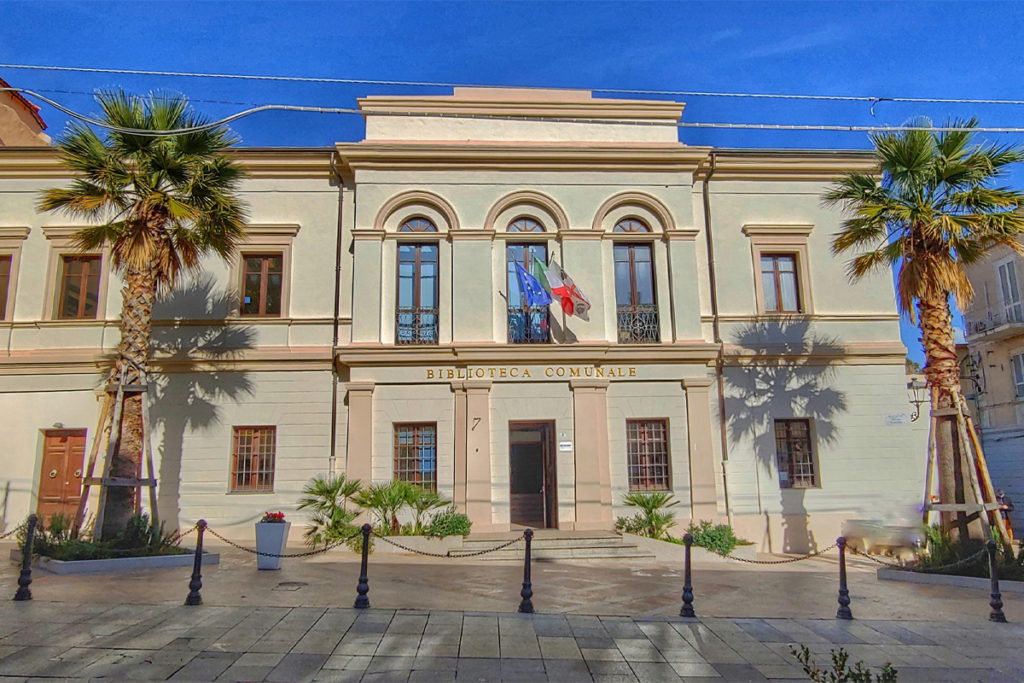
[909,378,928,422]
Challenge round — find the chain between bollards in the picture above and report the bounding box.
[518,528,534,614]
[184,520,207,606]
[354,524,372,609]
[680,533,695,618]
[13,514,37,601]
[836,536,852,620]
[987,540,1007,623]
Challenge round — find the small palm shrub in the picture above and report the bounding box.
[616,491,678,539]
[297,473,363,549]
[355,480,417,535]
[408,488,450,535]
[791,644,897,682]
[426,506,472,538]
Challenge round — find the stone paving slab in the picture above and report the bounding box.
[0,601,1022,681]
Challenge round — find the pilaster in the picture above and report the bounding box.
[570,377,612,529]
[682,377,718,519]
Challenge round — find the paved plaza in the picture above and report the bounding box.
[1,540,1022,680]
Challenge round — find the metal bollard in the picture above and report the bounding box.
[184,520,207,606]
[354,524,372,609]
[518,529,534,614]
[13,514,37,601]
[987,540,1007,623]
[836,536,852,620]
[680,533,695,618]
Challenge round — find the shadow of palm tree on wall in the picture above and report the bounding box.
[723,320,848,553]
[149,276,255,531]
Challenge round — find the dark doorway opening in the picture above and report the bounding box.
[509,421,557,529]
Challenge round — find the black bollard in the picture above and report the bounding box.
[680,533,695,618]
[987,540,1007,623]
[13,514,37,601]
[354,524,372,609]
[836,536,852,620]
[184,520,207,606]
[518,529,534,614]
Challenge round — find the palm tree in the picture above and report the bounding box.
[825,118,1024,539]
[38,90,247,539]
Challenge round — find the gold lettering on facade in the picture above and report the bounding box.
[500,368,507,377]
[522,368,531,377]
[426,365,637,379]
[570,367,581,377]
[510,368,519,377]
[596,368,604,377]
[629,367,637,377]
[545,368,554,377]
[427,369,435,379]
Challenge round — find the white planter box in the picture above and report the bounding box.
[255,521,291,570]
[9,548,218,575]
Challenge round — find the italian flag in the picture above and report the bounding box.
[532,256,591,320]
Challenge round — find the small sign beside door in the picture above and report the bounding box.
[558,441,573,452]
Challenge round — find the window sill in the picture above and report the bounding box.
[226,489,275,495]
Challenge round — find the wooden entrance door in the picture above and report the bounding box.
[37,429,86,523]
[509,422,557,529]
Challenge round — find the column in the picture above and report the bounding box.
[683,377,718,519]
[451,232,494,342]
[666,230,703,341]
[350,230,384,343]
[464,380,495,531]
[345,381,375,484]
[451,382,468,511]
[571,378,612,529]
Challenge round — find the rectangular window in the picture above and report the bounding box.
[775,419,817,488]
[231,426,276,492]
[506,243,549,343]
[614,244,659,343]
[396,243,439,344]
[1012,354,1024,398]
[998,261,1023,323]
[393,423,437,492]
[240,253,283,316]
[57,255,101,320]
[0,255,11,320]
[761,254,801,313]
[626,419,669,491]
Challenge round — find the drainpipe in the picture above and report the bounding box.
[329,151,344,476]
[701,151,733,526]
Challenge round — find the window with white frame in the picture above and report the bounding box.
[998,260,1023,324]
[1012,353,1024,399]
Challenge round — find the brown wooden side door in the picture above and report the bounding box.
[37,429,86,523]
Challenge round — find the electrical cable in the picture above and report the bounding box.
[6,87,1024,137]
[3,61,1024,107]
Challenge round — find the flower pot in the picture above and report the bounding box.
[255,521,291,570]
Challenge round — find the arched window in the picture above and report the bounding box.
[399,217,438,233]
[508,217,544,233]
[614,218,651,233]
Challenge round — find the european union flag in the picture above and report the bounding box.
[515,262,552,307]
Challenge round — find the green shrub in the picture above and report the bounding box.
[620,491,678,539]
[615,515,647,535]
[791,644,897,682]
[914,525,1024,580]
[297,473,363,551]
[23,513,186,561]
[408,488,451,535]
[355,480,417,535]
[426,506,472,538]
[680,520,745,557]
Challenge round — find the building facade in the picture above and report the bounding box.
[0,88,925,551]
[962,244,1024,507]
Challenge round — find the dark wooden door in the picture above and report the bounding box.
[37,429,86,523]
[509,422,557,529]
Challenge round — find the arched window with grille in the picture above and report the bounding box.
[399,217,438,233]
[508,217,544,233]
[613,218,651,233]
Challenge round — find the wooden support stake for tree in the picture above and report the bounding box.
[950,398,991,540]
[139,370,159,531]
[73,393,113,536]
[93,367,127,539]
[956,394,1011,546]
[922,393,939,526]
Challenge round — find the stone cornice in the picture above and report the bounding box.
[358,92,687,121]
[336,342,721,367]
[0,226,30,241]
[742,224,814,237]
[335,142,711,175]
[696,150,877,182]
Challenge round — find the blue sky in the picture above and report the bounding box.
[5,0,1024,362]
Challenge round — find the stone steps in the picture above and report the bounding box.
[449,532,657,562]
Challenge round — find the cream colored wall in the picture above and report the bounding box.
[606,381,690,518]
[0,95,49,146]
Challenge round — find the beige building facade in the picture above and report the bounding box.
[0,88,925,551]
[962,244,1024,507]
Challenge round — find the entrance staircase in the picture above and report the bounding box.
[448,529,656,562]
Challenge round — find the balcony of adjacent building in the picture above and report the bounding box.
[964,305,1024,342]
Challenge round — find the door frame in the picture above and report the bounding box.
[508,420,558,529]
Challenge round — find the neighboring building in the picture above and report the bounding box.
[0,77,49,146]
[961,244,1024,506]
[0,88,925,551]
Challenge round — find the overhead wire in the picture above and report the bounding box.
[3,61,1024,107]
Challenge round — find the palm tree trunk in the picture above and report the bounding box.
[918,291,980,541]
[100,263,156,540]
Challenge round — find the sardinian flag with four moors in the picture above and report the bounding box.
[532,256,591,321]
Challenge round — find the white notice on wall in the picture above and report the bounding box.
[885,414,910,425]
[558,441,573,452]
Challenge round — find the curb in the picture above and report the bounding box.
[877,567,1024,593]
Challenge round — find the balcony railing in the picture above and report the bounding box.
[617,304,660,343]
[508,306,550,344]
[964,307,1024,340]
[396,307,438,345]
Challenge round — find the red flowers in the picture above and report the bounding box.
[260,511,286,523]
